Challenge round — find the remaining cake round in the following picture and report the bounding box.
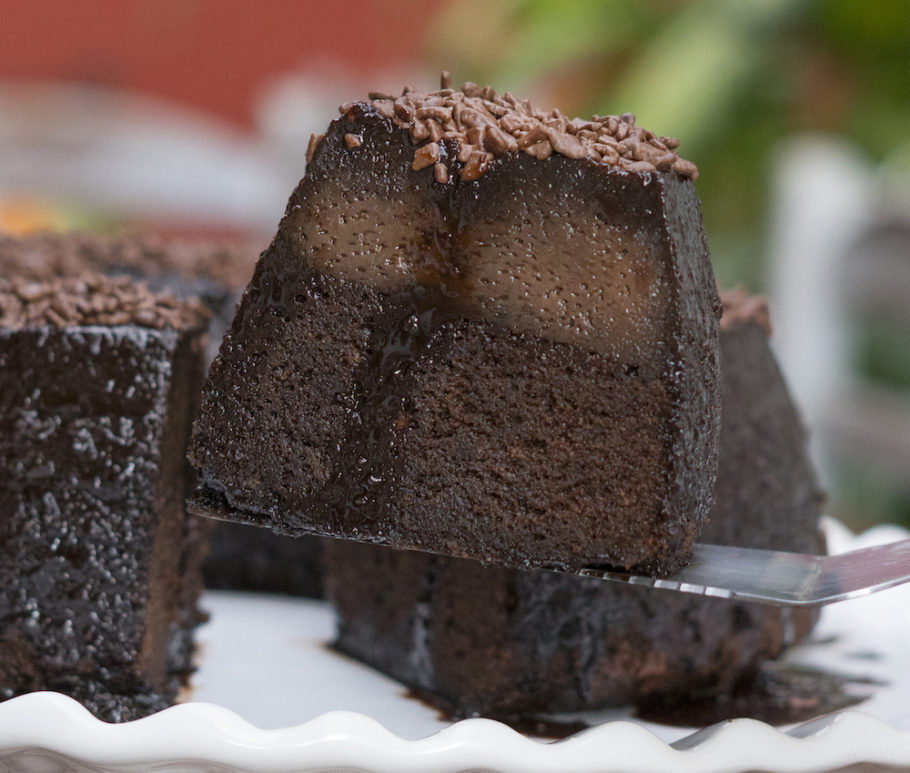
[0,230,327,599]
[188,78,722,575]
[323,290,825,718]
[0,274,210,721]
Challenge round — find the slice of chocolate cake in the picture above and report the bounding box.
[188,78,721,575]
[0,274,210,721]
[0,231,326,598]
[323,290,825,718]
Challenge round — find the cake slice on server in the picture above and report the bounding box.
[188,77,721,575]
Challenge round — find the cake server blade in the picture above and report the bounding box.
[576,538,910,607]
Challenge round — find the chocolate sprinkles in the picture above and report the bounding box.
[0,274,209,330]
[334,73,698,182]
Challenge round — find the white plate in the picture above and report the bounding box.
[1,519,909,772]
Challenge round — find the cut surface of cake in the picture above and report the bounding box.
[324,290,825,718]
[188,78,721,575]
[0,274,209,721]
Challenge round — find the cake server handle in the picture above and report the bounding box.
[575,538,910,608]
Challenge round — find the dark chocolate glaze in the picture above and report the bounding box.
[323,305,826,717]
[189,103,721,575]
[0,322,207,721]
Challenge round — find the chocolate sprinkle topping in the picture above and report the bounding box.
[0,274,209,330]
[0,231,254,291]
[326,73,698,182]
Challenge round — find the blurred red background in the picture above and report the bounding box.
[0,0,441,130]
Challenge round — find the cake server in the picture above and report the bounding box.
[576,538,910,607]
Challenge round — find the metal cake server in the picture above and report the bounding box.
[576,538,910,608]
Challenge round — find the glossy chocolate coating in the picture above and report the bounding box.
[0,322,206,721]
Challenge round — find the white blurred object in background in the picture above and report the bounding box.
[769,136,910,506]
[0,66,431,238]
[0,81,289,235]
[254,63,432,194]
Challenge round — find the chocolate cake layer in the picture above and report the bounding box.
[189,82,721,574]
[0,276,209,721]
[325,293,825,717]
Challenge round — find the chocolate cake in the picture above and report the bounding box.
[188,77,722,575]
[0,231,327,597]
[0,274,210,721]
[324,290,825,718]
